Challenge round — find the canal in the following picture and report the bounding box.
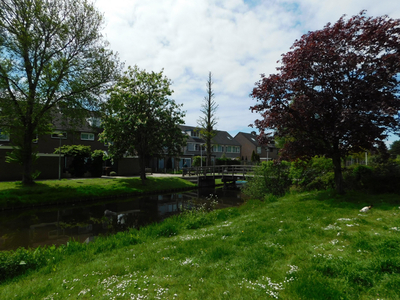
[0,186,245,251]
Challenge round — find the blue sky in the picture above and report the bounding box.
[96,0,400,147]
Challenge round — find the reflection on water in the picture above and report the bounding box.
[0,187,244,251]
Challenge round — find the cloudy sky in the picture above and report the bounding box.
[95,0,400,145]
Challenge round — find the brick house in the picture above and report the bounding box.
[176,125,241,168]
[234,131,279,163]
[0,116,140,181]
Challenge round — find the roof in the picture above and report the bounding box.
[179,125,240,146]
[235,132,276,148]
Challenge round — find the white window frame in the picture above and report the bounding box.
[187,143,194,151]
[257,146,261,154]
[81,132,95,141]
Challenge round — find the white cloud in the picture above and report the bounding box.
[96,0,400,139]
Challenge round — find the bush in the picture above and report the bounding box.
[290,156,334,191]
[244,161,291,198]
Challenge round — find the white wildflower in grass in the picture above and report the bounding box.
[180,258,193,265]
[78,288,90,296]
[322,224,341,230]
[287,265,299,274]
[337,218,352,221]
[329,239,339,245]
[265,242,284,248]
[390,227,399,231]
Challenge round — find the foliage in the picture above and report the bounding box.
[344,161,400,194]
[54,145,91,177]
[389,140,400,157]
[250,12,400,194]
[100,66,186,184]
[250,150,260,163]
[0,0,120,184]
[192,156,205,167]
[290,156,335,191]
[215,157,240,165]
[244,161,292,198]
[197,72,218,166]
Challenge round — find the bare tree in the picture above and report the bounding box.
[197,72,218,166]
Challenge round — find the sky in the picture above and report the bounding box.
[95,0,400,146]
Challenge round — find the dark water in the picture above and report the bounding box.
[0,186,244,251]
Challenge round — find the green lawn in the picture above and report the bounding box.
[1,190,400,299]
[0,177,196,209]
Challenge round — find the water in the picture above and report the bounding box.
[0,187,244,251]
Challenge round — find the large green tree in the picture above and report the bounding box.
[197,72,218,166]
[0,0,119,184]
[251,12,400,194]
[100,66,186,184]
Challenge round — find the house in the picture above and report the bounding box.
[234,131,279,163]
[0,115,140,181]
[177,125,241,168]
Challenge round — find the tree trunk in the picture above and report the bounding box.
[139,155,147,185]
[206,142,212,166]
[332,152,344,194]
[21,129,34,185]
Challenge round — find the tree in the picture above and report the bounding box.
[0,0,120,184]
[250,12,400,194]
[390,140,400,157]
[197,72,218,166]
[100,66,186,184]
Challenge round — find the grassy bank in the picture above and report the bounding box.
[0,177,196,209]
[1,190,400,299]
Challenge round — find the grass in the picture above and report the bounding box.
[1,190,400,299]
[0,177,196,209]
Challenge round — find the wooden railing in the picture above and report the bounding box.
[182,165,254,177]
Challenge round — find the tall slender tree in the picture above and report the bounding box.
[197,72,218,166]
[0,0,120,184]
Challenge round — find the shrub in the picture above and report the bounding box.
[290,156,334,191]
[244,161,291,198]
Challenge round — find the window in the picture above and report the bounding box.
[233,146,240,153]
[226,146,232,153]
[187,143,194,151]
[51,132,67,139]
[257,146,261,154]
[81,132,95,141]
[0,129,9,141]
[192,130,200,138]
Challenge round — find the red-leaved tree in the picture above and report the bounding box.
[250,11,400,194]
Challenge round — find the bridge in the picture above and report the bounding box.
[182,165,255,187]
